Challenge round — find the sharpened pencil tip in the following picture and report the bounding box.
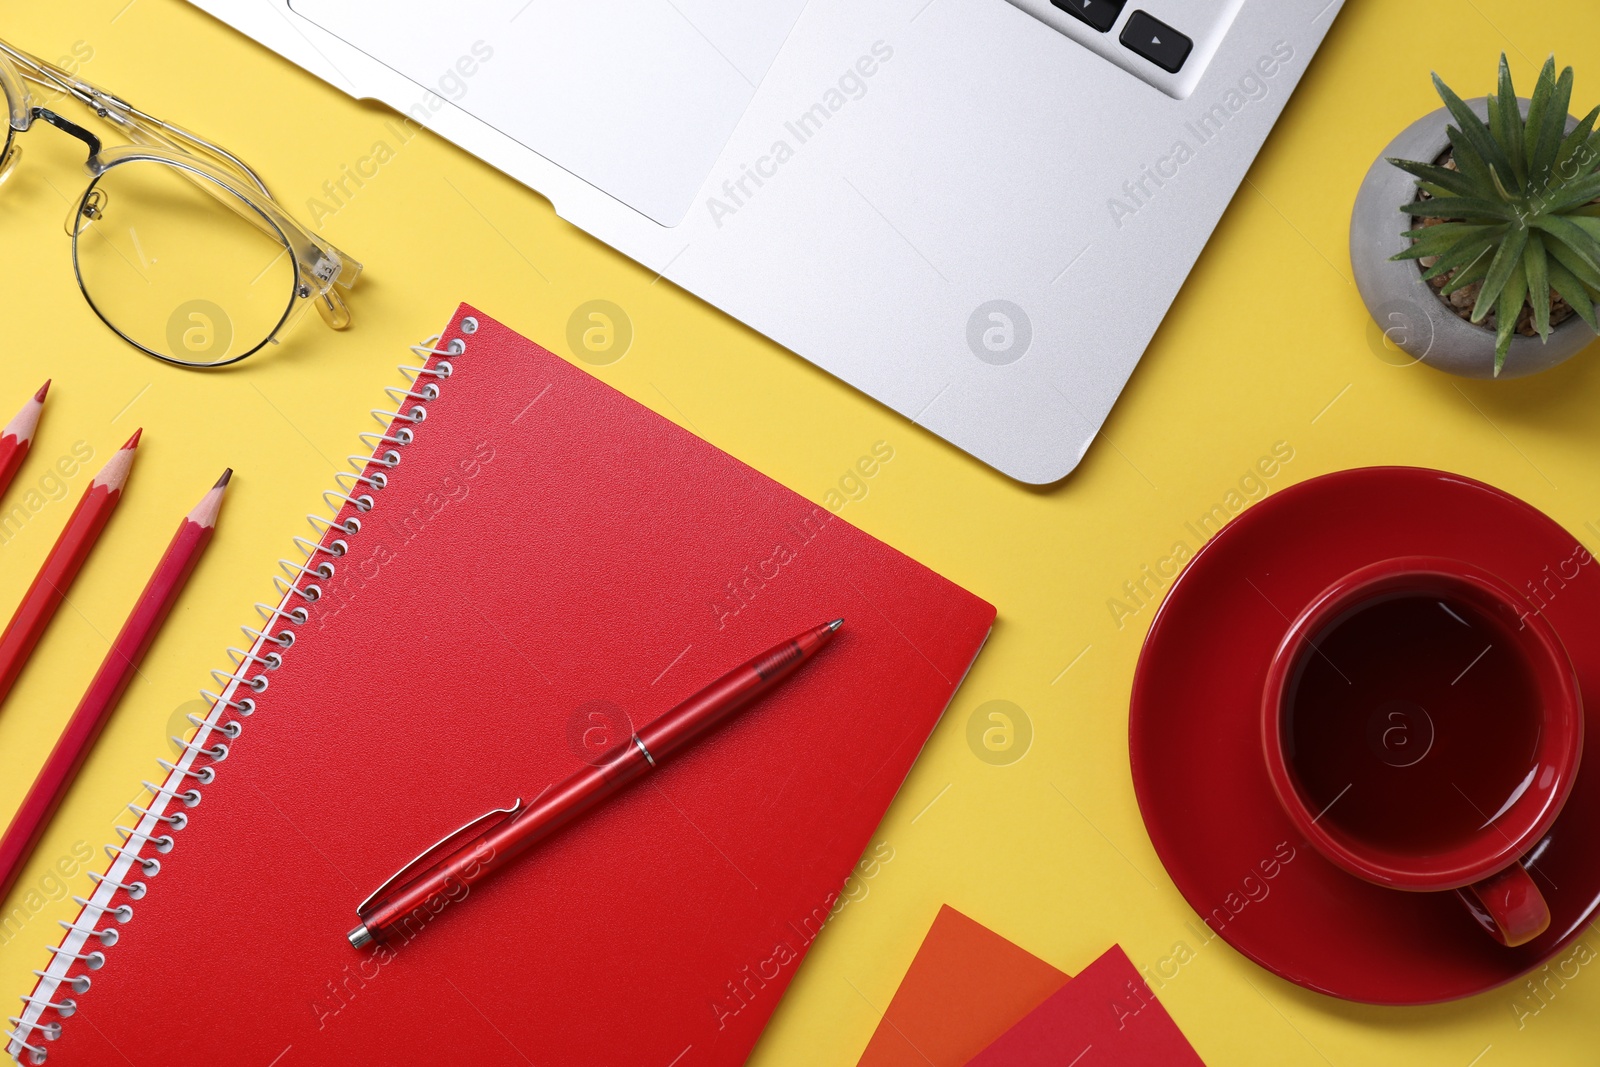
[828,618,844,632]
[34,381,50,402]
[122,428,142,449]
[215,468,233,489]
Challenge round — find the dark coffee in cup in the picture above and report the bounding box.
[1262,557,1583,947]
[1287,591,1544,855]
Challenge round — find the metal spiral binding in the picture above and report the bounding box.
[5,324,474,1064]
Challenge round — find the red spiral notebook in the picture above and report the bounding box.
[8,305,993,1066]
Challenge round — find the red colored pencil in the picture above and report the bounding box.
[0,429,142,710]
[0,381,50,500]
[0,468,230,902]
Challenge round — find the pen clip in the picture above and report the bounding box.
[357,798,524,914]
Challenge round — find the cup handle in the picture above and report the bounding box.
[1454,862,1551,948]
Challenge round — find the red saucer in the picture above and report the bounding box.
[1130,467,1600,1004]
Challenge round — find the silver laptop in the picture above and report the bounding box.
[190,0,1343,483]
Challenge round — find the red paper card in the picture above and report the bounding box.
[964,945,1206,1066]
[856,904,1070,1067]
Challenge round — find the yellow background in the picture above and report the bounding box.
[3,1,1599,1063]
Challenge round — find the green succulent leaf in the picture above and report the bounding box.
[1489,165,1518,200]
[1554,105,1600,176]
[1433,72,1518,182]
[1400,222,1496,240]
[1392,222,1499,261]
[1572,215,1600,243]
[1440,251,1493,296]
[1472,224,1530,322]
[1386,157,1482,197]
[1523,233,1552,340]
[1545,231,1600,288]
[1421,238,1497,282]
[1548,257,1600,330]
[1530,65,1576,188]
[1523,57,1557,173]
[1534,214,1600,271]
[1494,265,1529,375]
[1443,125,1499,191]
[1493,55,1528,187]
[1573,130,1600,178]
[1540,172,1600,214]
[1399,196,1514,221]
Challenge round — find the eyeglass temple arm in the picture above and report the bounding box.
[0,40,274,201]
[106,115,363,293]
[91,114,363,293]
[102,106,271,198]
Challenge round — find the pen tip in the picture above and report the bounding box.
[215,467,233,489]
[122,428,142,449]
[827,618,844,632]
[34,380,50,402]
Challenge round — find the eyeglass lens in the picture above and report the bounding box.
[72,158,298,367]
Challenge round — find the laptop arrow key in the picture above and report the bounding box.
[1120,11,1191,73]
[1050,0,1124,33]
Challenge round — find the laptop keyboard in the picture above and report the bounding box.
[1009,0,1243,98]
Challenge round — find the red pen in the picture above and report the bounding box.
[348,618,843,948]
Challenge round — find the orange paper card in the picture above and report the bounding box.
[856,905,1070,1067]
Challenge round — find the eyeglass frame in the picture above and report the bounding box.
[0,38,361,368]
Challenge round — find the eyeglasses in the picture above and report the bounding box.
[0,39,361,368]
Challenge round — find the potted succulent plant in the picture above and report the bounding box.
[1351,56,1600,378]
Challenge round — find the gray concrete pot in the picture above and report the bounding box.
[1350,98,1597,379]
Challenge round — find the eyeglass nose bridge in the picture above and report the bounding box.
[15,106,109,236]
[30,106,101,157]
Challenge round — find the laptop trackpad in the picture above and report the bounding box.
[288,0,808,226]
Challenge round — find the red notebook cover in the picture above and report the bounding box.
[9,305,993,1066]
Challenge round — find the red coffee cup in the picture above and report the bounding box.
[1262,556,1583,947]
